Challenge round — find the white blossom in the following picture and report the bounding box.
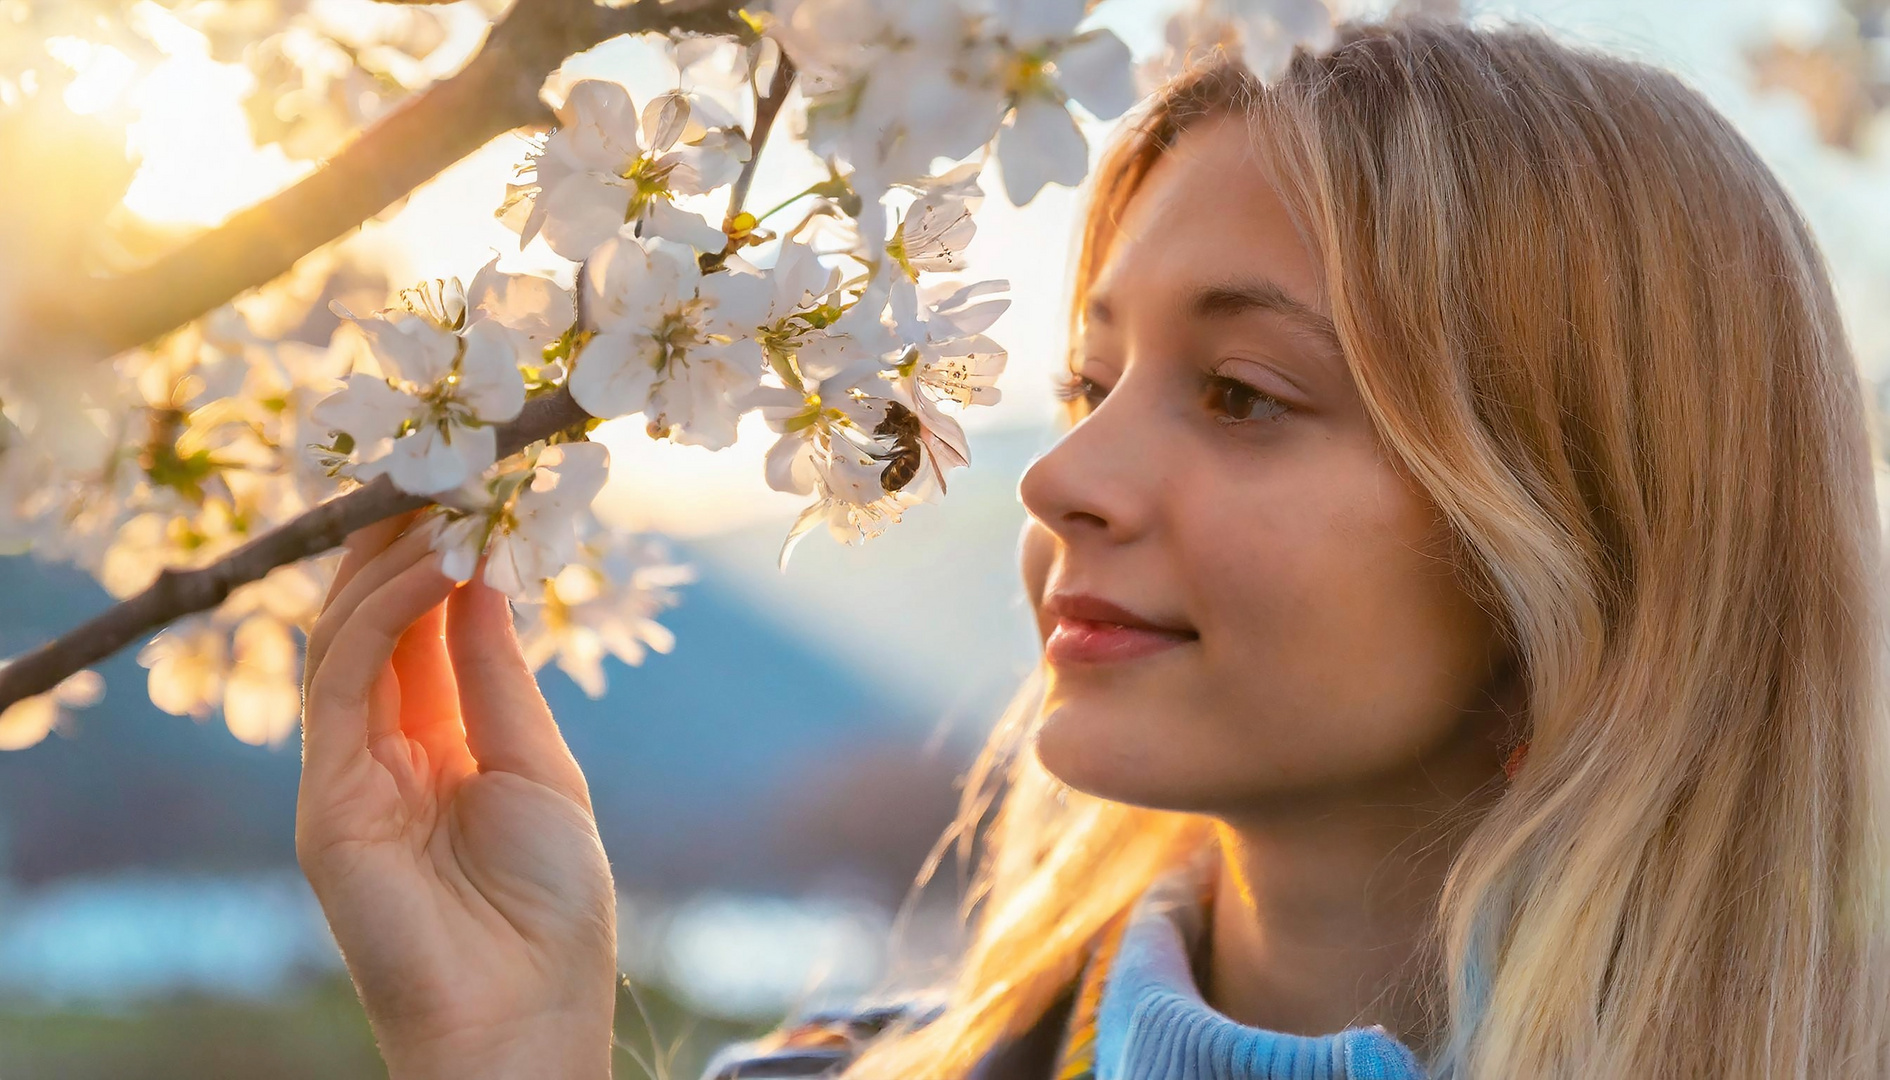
[880,276,1010,492]
[570,230,771,450]
[977,0,1139,204]
[765,0,1003,198]
[886,163,984,279]
[138,617,229,720]
[308,307,526,495]
[513,531,693,698]
[223,616,301,747]
[430,440,612,600]
[464,257,577,364]
[754,369,888,497]
[778,480,933,570]
[510,79,748,261]
[1146,0,1335,87]
[130,562,324,748]
[0,668,102,750]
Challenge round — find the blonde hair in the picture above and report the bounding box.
[848,17,1890,1079]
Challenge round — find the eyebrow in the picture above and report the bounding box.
[1188,278,1344,355]
[1086,278,1344,357]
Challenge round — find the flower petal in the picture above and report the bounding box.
[996,95,1089,205]
[360,314,458,387]
[665,130,749,195]
[557,80,642,166]
[523,441,611,521]
[1056,30,1137,120]
[432,513,489,584]
[638,198,728,252]
[568,327,662,420]
[456,320,528,422]
[538,173,633,263]
[387,422,476,494]
[310,373,415,445]
[583,229,693,332]
[466,260,575,348]
[765,432,818,495]
[639,90,690,153]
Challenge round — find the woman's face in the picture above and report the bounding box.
[1018,116,1515,814]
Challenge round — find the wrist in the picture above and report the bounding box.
[379,1009,614,1080]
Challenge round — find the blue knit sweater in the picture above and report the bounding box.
[1091,857,1427,1080]
[698,860,1429,1080]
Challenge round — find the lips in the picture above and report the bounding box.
[1042,592,1197,665]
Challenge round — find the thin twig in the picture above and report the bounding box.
[6,0,745,369]
[725,53,797,221]
[0,387,591,712]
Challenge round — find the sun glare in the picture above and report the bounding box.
[52,2,309,227]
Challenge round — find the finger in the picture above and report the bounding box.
[321,508,425,612]
[391,601,475,778]
[445,559,592,812]
[305,518,445,694]
[302,551,459,781]
[366,663,432,811]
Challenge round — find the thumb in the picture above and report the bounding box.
[445,562,592,813]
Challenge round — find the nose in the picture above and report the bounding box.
[1016,385,1156,549]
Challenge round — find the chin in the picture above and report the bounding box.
[1029,696,1191,810]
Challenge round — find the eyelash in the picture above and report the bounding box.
[1053,370,1290,426]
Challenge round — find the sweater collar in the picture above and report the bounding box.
[1092,853,1429,1080]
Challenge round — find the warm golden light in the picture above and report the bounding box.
[50,3,310,227]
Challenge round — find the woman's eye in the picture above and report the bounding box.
[1205,375,1288,424]
[1054,371,1108,413]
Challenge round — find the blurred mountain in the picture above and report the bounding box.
[0,422,1056,900]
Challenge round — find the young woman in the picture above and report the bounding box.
[293,16,1890,1080]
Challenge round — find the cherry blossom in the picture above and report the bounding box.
[570,230,771,450]
[976,0,1139,204]
[1147,0,1335,86]
[0,668,102,750]
[308,306,526,495]
[765,0,1003,198]
[880,276,1010,492]
[464,257,577,364]
[886,164,984,280]
[755,369,889,498]
[777,477,935,571]
[130,560,324,748]
[509,79,749,260]
[429,440,612,600]
[513,531,694,698]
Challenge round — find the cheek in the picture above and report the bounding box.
[1181,450,1499,770]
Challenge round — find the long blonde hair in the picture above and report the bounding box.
[849,17,1890,1078]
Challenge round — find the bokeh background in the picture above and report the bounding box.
[2,0,1888,1077]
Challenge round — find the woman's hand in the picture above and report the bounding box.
[295,511,617,1080]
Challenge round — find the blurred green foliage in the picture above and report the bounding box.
[0,973,771,1080]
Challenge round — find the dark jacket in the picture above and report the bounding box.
[699,985,1078,1080]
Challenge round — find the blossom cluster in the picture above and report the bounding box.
[0,0,1344,748]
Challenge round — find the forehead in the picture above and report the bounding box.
[1088,116,1326,319]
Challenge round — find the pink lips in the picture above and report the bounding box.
[1042,592,1198,665]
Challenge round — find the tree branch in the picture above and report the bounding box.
[10,0,744,367]
[0,387,592,713]
[726,53,797,220]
